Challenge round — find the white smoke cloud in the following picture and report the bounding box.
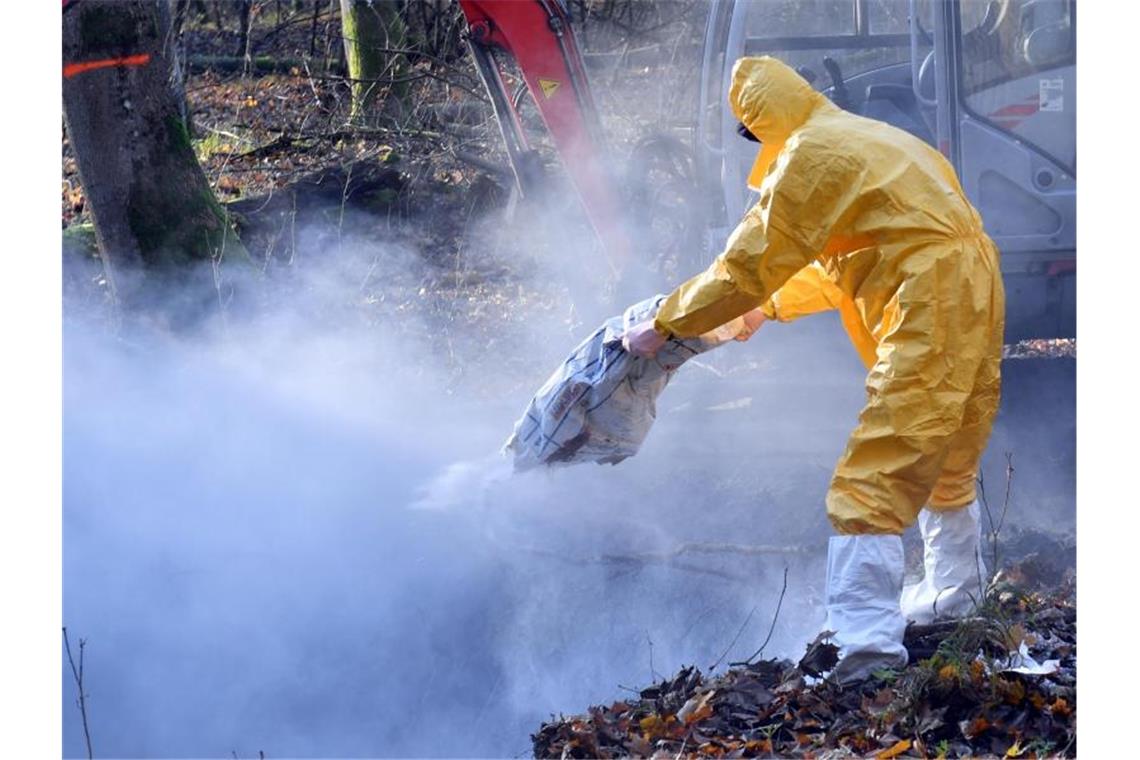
[62,156,1074,760]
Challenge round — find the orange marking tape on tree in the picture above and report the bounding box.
[63,53,151,79]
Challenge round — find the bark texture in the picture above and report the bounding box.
[62,0,248,289]
[339,0,408,123]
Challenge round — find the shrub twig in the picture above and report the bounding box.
[708,604,756,671]
[63,627,94,759]
[731,566,789,666]
[977,451,1016,585]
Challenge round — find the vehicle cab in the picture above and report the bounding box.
[697,0,1075,340]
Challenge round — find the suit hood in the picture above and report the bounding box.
[729,57,832,190]
[730,56,828,142]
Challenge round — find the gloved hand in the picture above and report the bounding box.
[622,319,669,358]
[734,307,768,341]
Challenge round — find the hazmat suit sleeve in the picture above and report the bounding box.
[761,261,844,322]
[654,140,859,338]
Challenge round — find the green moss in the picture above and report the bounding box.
[166,116,204,173]
[341,0,409,123]
[168,117,252,263]
[193,130,254,163]
[62,223,99,260]
[126,181,249,269]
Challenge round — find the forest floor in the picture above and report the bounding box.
[533,530,1077,759]
[61,2,702,279]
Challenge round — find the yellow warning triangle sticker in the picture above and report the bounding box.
[538,78,561,99]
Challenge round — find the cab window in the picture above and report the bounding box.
[958,0,1075,171]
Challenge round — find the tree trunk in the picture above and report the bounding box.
[309,0,321,56]
[236,0,254,75]
[339,0,409,124]
[323,0,338,72]
[166,0,194,134]
[62,0,249,296]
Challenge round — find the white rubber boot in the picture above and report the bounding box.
[824,534,909,684]
[900,501,988,625]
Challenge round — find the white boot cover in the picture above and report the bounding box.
[824,534,909,684]
[900,502,988,625]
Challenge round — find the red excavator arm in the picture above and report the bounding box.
[457,0,630,270]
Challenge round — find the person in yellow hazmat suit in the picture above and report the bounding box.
[623,56,1005,683]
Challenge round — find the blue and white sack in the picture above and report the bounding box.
[504,295,744,470]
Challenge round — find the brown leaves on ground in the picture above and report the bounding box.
[1002,339,1075,360]
[532,562,1075,759]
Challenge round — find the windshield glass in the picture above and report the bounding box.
[958,0,1075,171]
[743,0,854,37]
[741,0,912,82]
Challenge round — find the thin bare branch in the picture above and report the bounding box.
[708,604,757,671]
[731,566,789,667]
[63,628,94,760]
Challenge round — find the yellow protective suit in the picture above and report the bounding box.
[654,56,1006,535]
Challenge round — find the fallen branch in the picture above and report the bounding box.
[452,150,512,179]
[490,542,743,583]
[282,124,447,142]
[234,133,295,160]
[608,541,822,561]
[186,53,340,76]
